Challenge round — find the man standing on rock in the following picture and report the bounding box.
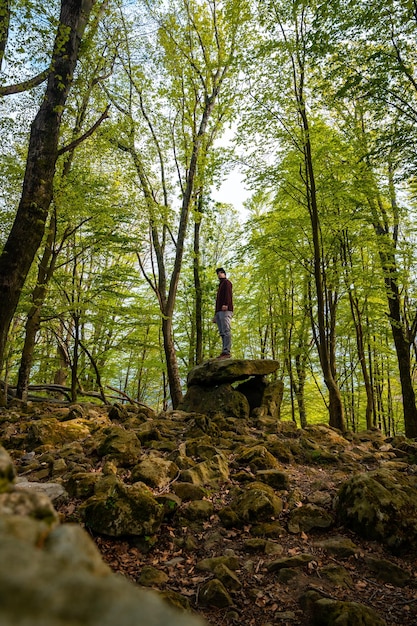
[213,267,233,359]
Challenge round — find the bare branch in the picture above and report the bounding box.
[57,105,110,155]
[0,68,49,96]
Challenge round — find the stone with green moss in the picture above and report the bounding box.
[97,426,142,467]
[83,479,164,537]
[0,446,16,493]
[336,468,417,551]
[198,579,234,608]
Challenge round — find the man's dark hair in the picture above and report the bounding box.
[216,267,226,274]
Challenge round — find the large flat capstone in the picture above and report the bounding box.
[187,359,280,387]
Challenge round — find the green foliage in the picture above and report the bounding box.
[2,0,417,431]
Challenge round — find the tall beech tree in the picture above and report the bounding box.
[243,0,346,430]
[15,50,113,401]
[0,0,98,385]
[109,0,247,407]
[320,0,417,437]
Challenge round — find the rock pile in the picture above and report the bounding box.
[0,445,204,626]
[0,359,417,625]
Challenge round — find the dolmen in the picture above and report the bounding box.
[179,359,283,420]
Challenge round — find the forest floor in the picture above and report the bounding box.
[56,462,417,626]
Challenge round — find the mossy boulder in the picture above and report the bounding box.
[267,553,315,571]
[364,556,412,587]
[83,479,164,537]
[27,418,91,448]
[131,457,179,489]
[235,445,278,471]
[0,446,16,492]
[255,469,290,490]
[336,468,417,551]
[314,536,358,558]
[222,482,283,526]
[97,426,141,467]
[319,564,354,589]
[179,453,229,487]
[0,523,204,626]
[179,384,250,419]
[187,358,279,386]
[65,471,100,499]
[300,590,386,625]
[180,499,214,521]
[196,555,240,573]
[138,565,169,587]
[171,482,208,501]
[288,503,334,533]
[198,579,234,608]
[0,488,59,526]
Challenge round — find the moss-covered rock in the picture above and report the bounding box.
[255,468,290,489]
[235,445,278,471]
[336,468,417,551]
[288,503,334,533]
[83,479,164,537]
[319,564,354,588]
[65,471,100,499]
[179,454,229,487]
[213,563,241,591]
[364,556,411,587]
[179,384,250,419]
[225,481,283,525]
[196,555,240,573]
[267,553,315,571]
[27,418,91,448]
[138,565,169,587]
[97,426,141,467]
[314,536,358,558]
[131,456,179,489]
[198,579,234,608]
[171,482,208,501]
[300,590,386,625]
[0,523,204,626]
[180,499,214,521]
[0,446,16,492]
[0,488,59,526]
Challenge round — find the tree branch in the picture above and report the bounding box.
[57,105,111,155]
[0,67,49,96]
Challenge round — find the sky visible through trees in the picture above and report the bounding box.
[1,0,417,436]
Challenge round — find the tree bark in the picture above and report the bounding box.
[299,102,345,432]
[193,194,204,365]
[366,173,417,437]
[162,316,183,409]
[384,267,417,438]
[16,214,59,400]
[0,0,95,378]
[0,0,10,70]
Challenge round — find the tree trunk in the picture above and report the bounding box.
[162,316,183,408]
[193,196,203,365]
[349,293,374,429]
[16,215,58,400]
[0,0,10,70]
[294,351,307,428]
[385,274,417,438]
[71,314,80,403]
[368,189,417,436]
[299,102,345,432]
[0,0,95,377]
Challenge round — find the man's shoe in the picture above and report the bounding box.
[216,352,231,359]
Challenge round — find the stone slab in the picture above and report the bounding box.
[187,359,280,387]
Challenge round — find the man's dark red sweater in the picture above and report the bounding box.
[215,278,233,313]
